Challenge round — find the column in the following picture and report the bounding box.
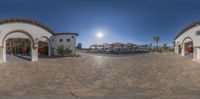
[181,44,185,56]
[48,42,51,56]
[31,42,38,62]
[193,47,197,59]
[197,48,200,60]
[2,41,6,62]
[0,46,3,63]
[48,46,51,56]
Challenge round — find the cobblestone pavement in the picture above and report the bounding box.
[0,53,200,99]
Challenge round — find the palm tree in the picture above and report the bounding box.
[153,35,160,52]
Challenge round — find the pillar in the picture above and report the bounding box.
[2,41,6,62]
[193,47,197,59]
[31,43,38,62]
[196,48,200,60]
[0,46,3,63]
[181,44,185,56]
[48,47,51,57]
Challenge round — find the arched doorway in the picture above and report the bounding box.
[38,36,51,58]
[182,37,193,58]
[6,38,31,61]
[2,30,35,62]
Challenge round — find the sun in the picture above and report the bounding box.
[96,32,104,38]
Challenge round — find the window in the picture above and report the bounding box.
[196,30,200,36]
[72,36,74,38]
[59,39,63,42]
[67,39,70,42]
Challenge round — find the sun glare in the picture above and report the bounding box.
[96,32,104,38]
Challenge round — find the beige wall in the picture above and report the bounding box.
[52,35,77,55]
[0,47,3,63]
[0,22,77,62]
[0,23,53,62]
[175,25,200,60]
[0,23,53,47]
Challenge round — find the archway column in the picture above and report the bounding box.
[2,41,6,62]
[193,47,197,59]
[196,47,200,60]
[47,41,51,56]
[181,44,185,56]
[31,42,38,62]
[48,46,51,56]
[0,46,4,63]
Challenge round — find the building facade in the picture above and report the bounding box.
[175,20,200,61]
[0,18,78,62]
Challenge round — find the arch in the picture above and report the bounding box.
[181,36,194,57]
[38,36,51,47]
[37,36,52,56]
[2,30,35,62]
[2,30,35,48]
[182,36,193,46]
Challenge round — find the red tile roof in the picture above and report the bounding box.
[175,20,200,39]
[0,18,78,36]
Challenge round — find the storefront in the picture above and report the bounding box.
[0,18,78,62]
[175,21,200,61]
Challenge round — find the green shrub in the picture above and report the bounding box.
[56,45,72,56]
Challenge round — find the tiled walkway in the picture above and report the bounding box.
[0,53,200,99]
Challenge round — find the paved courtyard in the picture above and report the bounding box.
[0,53,200,99]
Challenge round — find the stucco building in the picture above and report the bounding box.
[0,18,78,62]
[175,20,200,62]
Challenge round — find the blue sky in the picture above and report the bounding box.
[0,0,200,47]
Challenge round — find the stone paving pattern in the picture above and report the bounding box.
[0,53,200,99]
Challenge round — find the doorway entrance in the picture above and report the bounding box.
[38,41,49,57]
[6,38,31,61]
[184,41,193,58]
